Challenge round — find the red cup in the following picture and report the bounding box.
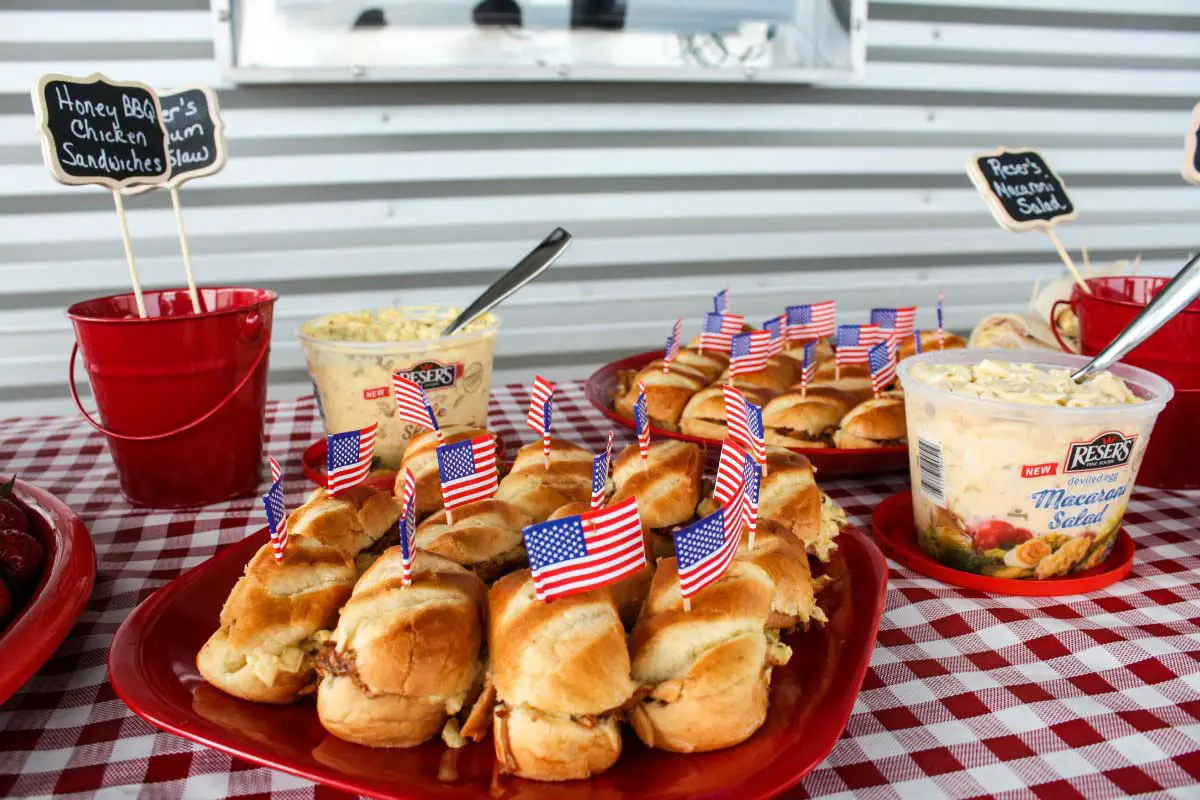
[1050,275,1200,489]
[67,287,276,508]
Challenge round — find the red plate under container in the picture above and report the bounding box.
[586,351,908,477]
[872,491,1134,597]
[0,479,96,704]
[108,526,888,799]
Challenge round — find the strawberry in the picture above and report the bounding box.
[0,528,43,590]
[0,477,28,536]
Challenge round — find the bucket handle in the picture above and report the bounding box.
[1049,299,1076,353]
[68,335,270,443]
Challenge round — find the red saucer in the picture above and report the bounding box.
[872,491,1135,596]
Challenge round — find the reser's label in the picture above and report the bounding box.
[396,360,461,391]
[1065,431,1137,473]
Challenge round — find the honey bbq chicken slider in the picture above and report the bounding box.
[414,499,532,583]
[833,395,907,449]
[613,357,713,431]
[762,387,857,448]
[496,436,593,523]
[398,426,497,515]
[315,550,486,748]
[679,385,776,441]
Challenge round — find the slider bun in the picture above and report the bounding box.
[833,396,907,449]
[613,359,708,431]
[762,391,849,448]
[628,559,781,753]
[414,499,531,583]
[399,426,496,514]
[897,330,967,360]
[679,385,776,440]
[808,363,874,403]
[496,437,593,523]
[288,485,402,556]
[610,440,703,529]
[494,705,623,782]
[548,502,653,629]
[717,354,797,394]
[197,537,357,704]
[489,570,636,715]
[316,550,486,748]
[758,449,827,558]
[783,336,835,363]
[736,520,822,629]
[672,348,729,382]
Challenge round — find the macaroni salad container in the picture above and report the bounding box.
[299,307,500,468]
[896,349,1172,580]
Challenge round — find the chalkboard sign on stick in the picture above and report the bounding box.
[966,147,1077,232]
[967,146,1090,295]
[32,73,170,190]
[31,73,171,317]
[1183,102,1200,186]
[124,86,227,313]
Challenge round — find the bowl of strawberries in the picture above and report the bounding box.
[0,477,95,704]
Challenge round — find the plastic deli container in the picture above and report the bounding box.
[299,307,499,468]
[896,349,1172,580]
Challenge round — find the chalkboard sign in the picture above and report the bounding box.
[1183,102,1200,187]
[967,147,1077,232]
[32,73,170,190]
[137,86,227,192]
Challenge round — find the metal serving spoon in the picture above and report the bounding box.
[440,227,572,337]
[1072,250,1200,382]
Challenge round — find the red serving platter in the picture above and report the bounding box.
[108,526,887,799]
[872,491,1135,596]
[586,351,908,477]
[0,479,96,704]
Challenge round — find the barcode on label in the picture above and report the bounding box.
[917,435,945,506]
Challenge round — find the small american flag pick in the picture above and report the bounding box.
[713,288,729,314]
[674,481,747,601]
[723,385,766,464]
[436,435,498,512]
[742,457,761,550]
[699,312,744,354]
[786,301,836,341]
[871,307,917,341]
[591,431,613,510]
[730,330,772,377]
[268,456,282,484]
[762,314,785,357]
[800,341,818,393]
[634,381,650,465]
[263,479,289,563]
[835,324,878,367]
[526,375,555,467]
[663,318,683,372]
[868,341,897,397]
[524,496,647,601]
[937,291,946,349]
[714,441,747,506]
[392,375,441,441]
[326,424,377,495]
[398,468,417,586]
[913,329,924,355]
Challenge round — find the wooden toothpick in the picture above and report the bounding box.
[1081,242,1093,278]
[111,190,147,318]
[682,596,691,613]
[169,186,201,311]
[1045,228,1092,295]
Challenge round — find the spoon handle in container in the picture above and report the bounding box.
[441,228,572,337]
[1072,250,1200,382]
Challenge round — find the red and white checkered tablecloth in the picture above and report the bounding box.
[2,382,1199,799]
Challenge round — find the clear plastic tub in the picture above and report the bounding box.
[896,349,1172,580]
[299,307,499,468]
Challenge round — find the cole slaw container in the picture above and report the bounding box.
[299,307,500,468]
[896,349,1172,580]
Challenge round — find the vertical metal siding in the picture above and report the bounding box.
[0,0,1197,416]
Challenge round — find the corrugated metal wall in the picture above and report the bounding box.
[2,0,1197,417]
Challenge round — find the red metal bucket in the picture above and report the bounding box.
[1051,275,1200,490]
[66,287,276,508]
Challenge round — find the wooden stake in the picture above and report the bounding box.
[1028,277,1041,313]
[111,190,147,318]
[169,186,201,312]
[682,596,691,613]
[446,508,454,525]
[747,527,756,552]
[1045,228,1092,295]
[1132,254,1142,275]
[1081,242,1093,278]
